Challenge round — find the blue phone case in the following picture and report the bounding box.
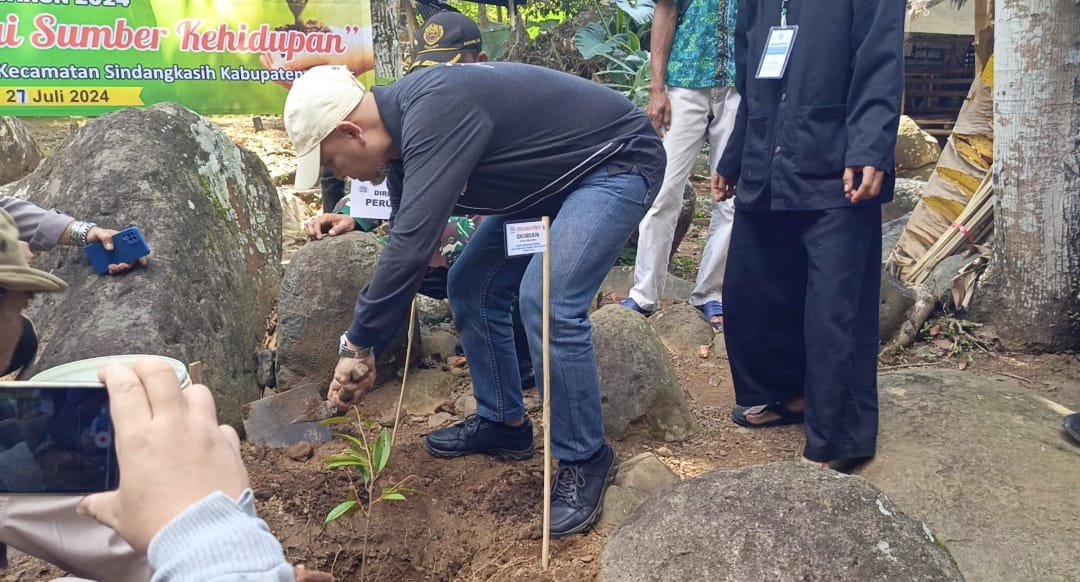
[85,226,151,275]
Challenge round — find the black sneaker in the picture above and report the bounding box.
[425,414,534,461]
[550,443,618,538]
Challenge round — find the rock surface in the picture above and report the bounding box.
[602,462,962,582]
[0,117,42,185]
[882,211,910,262]
[599,452,681,527]
[276,231,419,392]
[884,178,926,223]
[591,305,694,441]
[895,116,942,171]
[649,303,714,355]
[20,104,282,427]
[858,370,1080,582]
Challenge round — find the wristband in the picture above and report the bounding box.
[338,333,372,359]
[71,221,96,247]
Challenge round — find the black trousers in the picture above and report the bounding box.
[724,204,881,462]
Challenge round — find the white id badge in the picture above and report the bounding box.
[756,25,798,79]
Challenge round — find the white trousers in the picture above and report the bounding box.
[0,495,151,582]
[629,86,740,311]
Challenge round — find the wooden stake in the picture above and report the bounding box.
[541,216,552,570]
[390,297,419,447]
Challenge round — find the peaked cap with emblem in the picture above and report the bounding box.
[410,11,483,71]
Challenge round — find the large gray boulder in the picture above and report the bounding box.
[883,179,926,223]
[882,211,910,262]
[649,303,714,355]
[895,116,941,172]
[599,452,681,528]
[20,104,282,428]
[592,305,694,441]
[276,232,419,392]
[602,462,962,582]
[879,272,915,342]
[0,117,42,185]
[858,370,1080,582]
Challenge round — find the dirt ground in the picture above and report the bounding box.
[4,116,1079,582]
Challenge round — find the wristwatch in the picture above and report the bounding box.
[338,334,372,359]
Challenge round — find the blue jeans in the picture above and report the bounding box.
[447,167,656,462]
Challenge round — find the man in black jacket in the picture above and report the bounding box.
[284,63,665,535]
[713,0,903,469]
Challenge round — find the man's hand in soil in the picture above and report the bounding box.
[712,174,736,202]
[306,214,357,241]
[843,166,886,204]
[647,87,672,137]
[329,343,377,412]
[78,359,249,554]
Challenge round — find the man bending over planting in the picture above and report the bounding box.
[284,62,665,537]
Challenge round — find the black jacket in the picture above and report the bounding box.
[717,0,904,211]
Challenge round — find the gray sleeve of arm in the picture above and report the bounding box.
[147,490,295,582]
[0,196,75,251]
[346,96,494,350]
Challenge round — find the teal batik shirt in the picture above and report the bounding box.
[665,0,738,89]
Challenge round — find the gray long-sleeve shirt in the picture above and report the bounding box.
[148,490,295,581]
[347,62,665,351]
[0,196,74,250]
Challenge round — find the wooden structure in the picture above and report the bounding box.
[903,35,976,140]
[903,0,982,141]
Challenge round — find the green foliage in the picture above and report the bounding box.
[325,498,359,522]
[322,417,418,525]
[918,317,995,362]
[449,1,572,60]
[574,0,655,106]
[670,255,698,280]
[616,246,637,266]
[321,413,419,581]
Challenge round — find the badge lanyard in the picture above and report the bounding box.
[755,0,798,79]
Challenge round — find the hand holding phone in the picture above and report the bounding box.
[77,360,248,554]
[85,226,152,275]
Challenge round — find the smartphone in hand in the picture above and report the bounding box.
[0,382,117,494]
[85,226,151,275]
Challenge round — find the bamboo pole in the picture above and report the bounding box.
[908,169,994,285]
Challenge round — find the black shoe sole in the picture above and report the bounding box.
[425,441,535,461]
[550,454,620,538]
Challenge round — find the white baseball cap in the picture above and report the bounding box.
[283,65,366,190]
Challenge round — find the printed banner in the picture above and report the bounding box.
[0,0,374,116]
